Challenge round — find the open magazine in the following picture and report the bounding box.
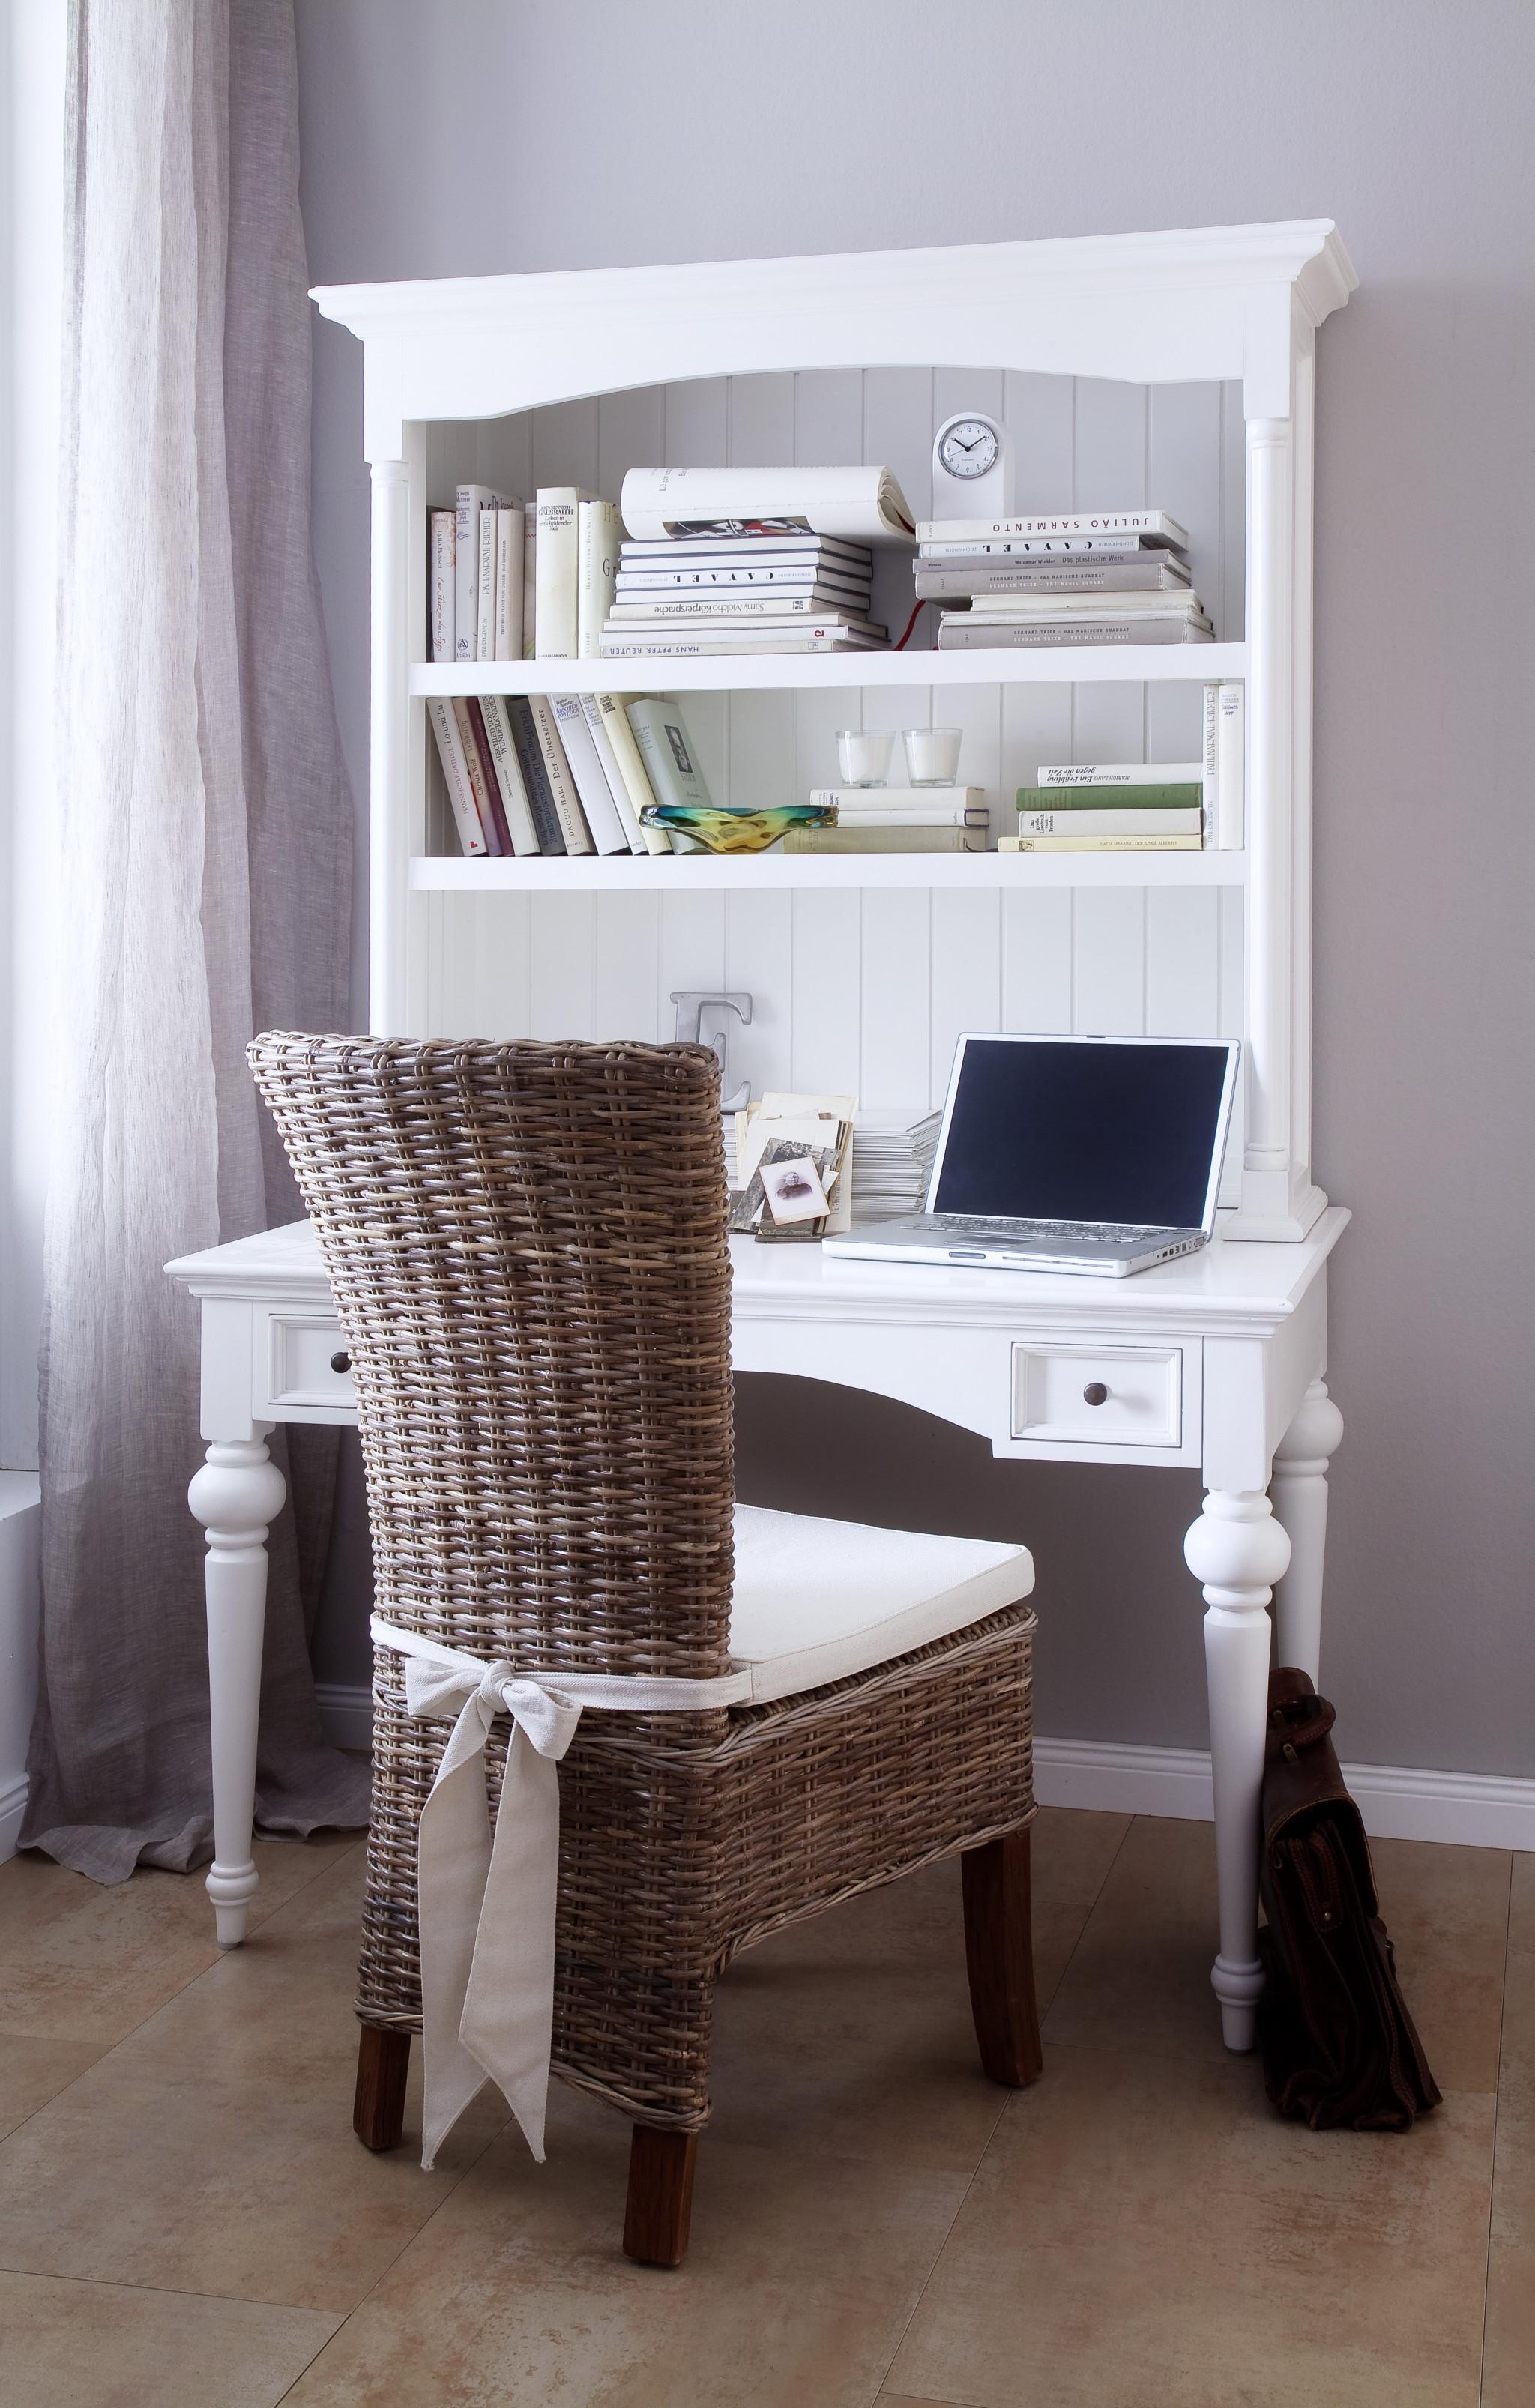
[621,465,914,543]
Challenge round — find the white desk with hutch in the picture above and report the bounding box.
[168,218,1355,2055]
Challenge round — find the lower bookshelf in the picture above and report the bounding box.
[408,851,1248,892]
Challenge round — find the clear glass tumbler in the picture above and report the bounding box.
[836,728,895,787]
[902,728,963,786]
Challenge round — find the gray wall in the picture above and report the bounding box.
[294,0,1535,1777]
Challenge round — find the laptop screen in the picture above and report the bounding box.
[931,1037,1234,1230]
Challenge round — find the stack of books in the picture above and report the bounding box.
[785,786,989,855]
[426,691,692,859]
[998,685,1247,852]
[599,533,886,658]
[1006,769,1205,854]
[914,510,1213,649]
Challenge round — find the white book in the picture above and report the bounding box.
[1035,761,1205,787]
[616,564,870,594]
[1217,681,1244,849]
[830,803,989,828]
[811,786,988,824]
[964,589,1207,619]
[600,629,884,657]
[525,692,593,854]
[550,694,630,854]
[621,463,914,543]
[577,498,623,657]
[522,515,537,658]
[610,591,870,618]
[534,487,597,658]
[476,505,498,663]
[606,610,887,642]
[589,692,669,854]
[1202,684,1222,839]
[918,509,1190,548]
[429,509,455,663]
[426,697,489,857]
[1017,807,1203,838]
[920,534,1177,561]
[494,504,524,662]
[1001,833,1202,854]
[938,618,1212,650]
[578,695,645,853]
[477,695,540,855]
[619,533,872,566]
[453,484,502,660]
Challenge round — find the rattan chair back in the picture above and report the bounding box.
[247,1032,735,1681]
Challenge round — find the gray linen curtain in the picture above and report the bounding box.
[22,0,369,1879]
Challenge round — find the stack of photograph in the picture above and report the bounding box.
[917,510,1213,648]
[597,465,913,658]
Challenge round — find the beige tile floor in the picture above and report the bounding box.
[0,1810,1528,2407]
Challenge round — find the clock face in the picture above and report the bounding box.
[938,417,1001,480]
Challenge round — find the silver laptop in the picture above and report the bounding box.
[823,1033,1240,1277]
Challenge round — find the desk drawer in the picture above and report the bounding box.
[1011,1342,1183,1448]
[261,1315,355,1415]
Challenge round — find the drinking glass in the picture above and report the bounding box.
[902,727,963,786]
[836,728,895,787]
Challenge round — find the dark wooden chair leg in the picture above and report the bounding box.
[962,1828,1044,2086]
[353,2024,411,2151]
[623,2125,698,2266]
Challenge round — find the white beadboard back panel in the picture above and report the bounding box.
[423,369,1245,1158]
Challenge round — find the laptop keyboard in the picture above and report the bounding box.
[923,1215,1171,1245]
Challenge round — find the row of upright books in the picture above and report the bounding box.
[429,489,624,663]
[917,510,1214,648]
[426,692,721,858]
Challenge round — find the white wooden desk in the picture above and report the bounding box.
[166,1212,1346,2052]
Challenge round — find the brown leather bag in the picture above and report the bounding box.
[1257,1668,1441,2131]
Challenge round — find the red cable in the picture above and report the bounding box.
[895,597,930,651]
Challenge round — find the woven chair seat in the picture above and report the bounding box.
[729,1503,1031,1702]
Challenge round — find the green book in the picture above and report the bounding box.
[625,698,714,812]
[1015,782,1201,811]
[782,824,985,854]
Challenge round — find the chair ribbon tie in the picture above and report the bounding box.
[370,1614,753,2168]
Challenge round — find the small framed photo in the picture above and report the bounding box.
[760,1152,830,1225]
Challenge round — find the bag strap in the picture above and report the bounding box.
[1267,1666,1337,1763]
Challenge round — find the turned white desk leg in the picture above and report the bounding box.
[187,1433,286,1946]
[1184,1490,1292,2052]
[1270,1380,1344,1684]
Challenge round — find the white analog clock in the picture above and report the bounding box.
[931,410,1012,518]
[938,416,1000,479]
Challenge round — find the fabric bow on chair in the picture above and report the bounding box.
[378,1617,752,2165]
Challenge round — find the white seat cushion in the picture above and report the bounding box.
[728,1502,1034,1705]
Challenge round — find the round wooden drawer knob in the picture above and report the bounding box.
[330,1351,352,1375]
[1082,1381,1109,1407]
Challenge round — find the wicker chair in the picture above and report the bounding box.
[249,1031,1039,2266]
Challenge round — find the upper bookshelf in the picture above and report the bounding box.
[314,220,1354,1239]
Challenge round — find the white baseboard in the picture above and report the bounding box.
[316,1683,1535,1851]
[315,1681,373,1753]
[1035,1736,1535,1851]
[0,1772,27,1861]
